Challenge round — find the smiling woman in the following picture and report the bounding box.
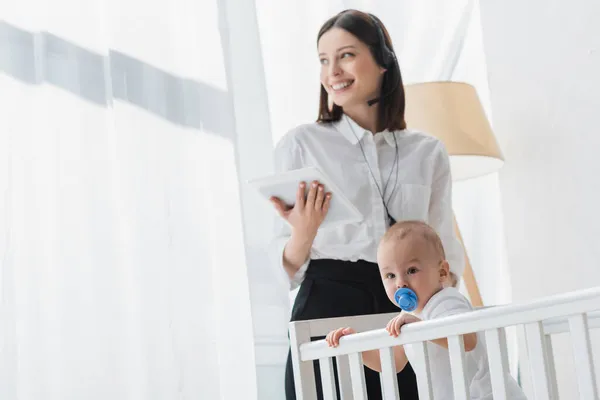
[315,11,406,134]
[268,8,465,400]
[318,32,383,107]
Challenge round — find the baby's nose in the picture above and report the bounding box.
[396,280,408,289]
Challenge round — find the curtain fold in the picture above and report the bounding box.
[1,0,258,399]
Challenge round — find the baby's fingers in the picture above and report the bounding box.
[391,317,403,337]
[342,327,355,335]
[327,328,340,347]
[386,319,394,334]
[326,329,342,347]
[333,328,347,346]
[332,327,354,347]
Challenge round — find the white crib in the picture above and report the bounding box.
[289,286,600,399]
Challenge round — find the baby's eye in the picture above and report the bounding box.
[407,267,418,275]
[385,273,395,279]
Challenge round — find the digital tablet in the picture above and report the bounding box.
[248,166,364,229]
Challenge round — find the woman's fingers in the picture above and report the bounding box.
[314,184,325,210]
[270,197,290,218]
[305,181,319,208]
[295,182,306,210]
[282,181,330,231]
[322,193,332,214]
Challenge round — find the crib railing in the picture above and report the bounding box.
[289,286,600,400]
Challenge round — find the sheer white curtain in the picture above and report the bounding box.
[0,0,260,399]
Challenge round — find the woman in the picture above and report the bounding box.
[270,9,465,400]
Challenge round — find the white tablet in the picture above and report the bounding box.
[248,166,364,229]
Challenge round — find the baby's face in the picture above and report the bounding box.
[377,235,449,313]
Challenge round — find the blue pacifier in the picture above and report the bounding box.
[394,288,418,312]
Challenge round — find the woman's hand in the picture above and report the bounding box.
[270,180,332,240]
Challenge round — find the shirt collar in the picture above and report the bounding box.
[334,114,397,147]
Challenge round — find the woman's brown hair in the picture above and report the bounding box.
[316,10,406,131]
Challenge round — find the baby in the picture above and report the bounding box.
[326,220,526,400]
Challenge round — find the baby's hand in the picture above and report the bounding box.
[386,313,421,337]
[326,327,356,348]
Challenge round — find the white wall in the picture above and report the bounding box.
[480,0,600,397]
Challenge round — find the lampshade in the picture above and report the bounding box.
[404,82,504,181]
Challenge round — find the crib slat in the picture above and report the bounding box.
[410,341,433,400]
[568,314,599,400]
[335,355,353,400]
[379,347,400,399]
[448,335,470,399]
[319,357,337,400]
[544,335,559,399]
[525,322,551,400]
[499,326,510,371]
[485,328,509,398]
[348,352,367,400]
[290,322,318,400]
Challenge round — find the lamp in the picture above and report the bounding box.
[404,81,504,307]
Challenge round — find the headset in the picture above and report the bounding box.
[341,14,402,226]
[366,14,400,106]
[369,14,396,69]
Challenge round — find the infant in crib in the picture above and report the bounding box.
[326,220,527,400]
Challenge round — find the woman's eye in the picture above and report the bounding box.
[341,52,354,59]
[319,58,329,65]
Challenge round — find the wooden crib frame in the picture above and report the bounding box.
[289,286,600,399]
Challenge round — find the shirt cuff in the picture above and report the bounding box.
[290,258,310,291]
[271,236,311,291]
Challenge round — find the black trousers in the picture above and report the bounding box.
[285,259,419,400]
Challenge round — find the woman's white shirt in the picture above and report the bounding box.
[270,114,465,290]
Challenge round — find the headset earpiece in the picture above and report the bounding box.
[368,14,396,68]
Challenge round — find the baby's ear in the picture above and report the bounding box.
[439,260,451,284]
